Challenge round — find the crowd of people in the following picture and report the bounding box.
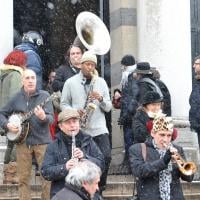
[0,30,197,200]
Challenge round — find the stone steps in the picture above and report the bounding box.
[0,175,200,200]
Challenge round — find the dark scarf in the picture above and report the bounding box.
[65,182,91,200]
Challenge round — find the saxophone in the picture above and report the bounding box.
[81,69,98,129]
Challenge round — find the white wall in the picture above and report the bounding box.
[137,0,192,119]
[0,0,13,63]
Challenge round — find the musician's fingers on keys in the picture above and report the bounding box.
[74,148,84,159]
[77,109,85,117]
[66,159,76,170]
[169,146,178,154]
[90,91,103,102]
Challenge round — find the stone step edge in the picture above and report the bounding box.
[0,197,40,200]
[1,180,199,186]
[103,193,200,197]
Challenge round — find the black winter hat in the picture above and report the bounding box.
[135,62,152,74]
[121,55,135,66]
[142,91,163,106]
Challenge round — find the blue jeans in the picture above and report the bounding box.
[123,126,134,157]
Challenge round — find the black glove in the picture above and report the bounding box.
[163,149,172,165]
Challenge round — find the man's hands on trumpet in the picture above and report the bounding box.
[163,143,178,165]
[65,147,84,170]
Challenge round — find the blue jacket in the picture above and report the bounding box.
[41,130,105,198]
[15,42,43,89]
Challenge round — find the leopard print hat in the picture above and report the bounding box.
[152,114,174,132]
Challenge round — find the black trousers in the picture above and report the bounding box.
[93,133,111,191]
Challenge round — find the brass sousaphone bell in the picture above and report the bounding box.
[74,11,111,55]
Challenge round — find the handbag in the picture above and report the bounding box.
[127,143,147,200]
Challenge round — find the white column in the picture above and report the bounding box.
[137,0,192,119]
[0,0,13,63]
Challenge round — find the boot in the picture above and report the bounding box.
[3,162,19,184]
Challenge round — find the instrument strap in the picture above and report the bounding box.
[141,143,147,161]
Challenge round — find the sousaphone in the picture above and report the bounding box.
[74,11,111,55]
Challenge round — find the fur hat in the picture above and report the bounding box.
[146,113,178,141]
[135,62,152,74]
[121,54,135,66]
[58,109,80,123]
[142,91,163,106]
[81,51,97,65]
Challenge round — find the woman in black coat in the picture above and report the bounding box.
[132,91,163,144]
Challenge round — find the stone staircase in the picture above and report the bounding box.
[1,120,200,199]
[0,175,200,200]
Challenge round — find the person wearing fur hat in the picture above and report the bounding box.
[132,91,163,144]
[0,50,27,184]
[129,115,194,200]
[61,51,112,194]
[41,109,104,198]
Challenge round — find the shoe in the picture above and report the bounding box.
[35,169,40,176]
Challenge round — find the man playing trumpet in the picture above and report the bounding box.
[129,114,194,200]
[41,109,104,198]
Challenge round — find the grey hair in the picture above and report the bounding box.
[65,159,101,188]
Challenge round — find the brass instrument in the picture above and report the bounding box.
[163,143,196,176]
[75,11,111,55]
[74,11,110,128]
[81,69,98,129]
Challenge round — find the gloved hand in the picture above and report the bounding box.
[163,149,172,165]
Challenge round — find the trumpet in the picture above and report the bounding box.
[163,143,196,176]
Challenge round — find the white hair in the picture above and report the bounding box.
[65,159,101,188]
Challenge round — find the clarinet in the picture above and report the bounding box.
[71,131,78,163]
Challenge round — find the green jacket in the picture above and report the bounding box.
[0,64,23,109]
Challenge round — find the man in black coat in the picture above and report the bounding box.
[52,160,101,200]
[129,114,194,200]
[52,45,83,92]
[41,109,105,198]
[189,55,200,149]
